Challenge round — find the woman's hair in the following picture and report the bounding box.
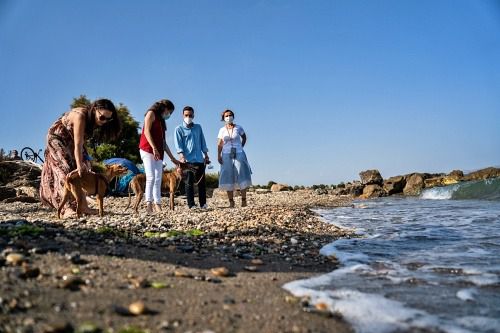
[85,98,121,141]
[146,99,175,131]
[220,109,235,121]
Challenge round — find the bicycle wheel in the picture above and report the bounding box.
[37,149,45,163]
[20,147,36,162]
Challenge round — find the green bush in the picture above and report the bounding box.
[205,172,219,189]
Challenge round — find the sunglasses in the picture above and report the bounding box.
[97,109,113,122]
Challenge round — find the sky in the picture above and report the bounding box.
[0,0,499,186]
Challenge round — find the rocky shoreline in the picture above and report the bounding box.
[0,191,354,333]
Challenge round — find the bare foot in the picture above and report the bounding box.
[154,204,162,213]
[146,202,153,215]
[62,208,78,219]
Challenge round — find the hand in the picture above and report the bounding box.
[153,147,161,161]
[76,164,87,177]
[218,155,223,165]
[204,155,210,165]
[179,155,186,163]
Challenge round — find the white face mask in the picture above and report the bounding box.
[224,116,234,123]
[184,117,193,125]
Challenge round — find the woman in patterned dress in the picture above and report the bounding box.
[40,98,121,218]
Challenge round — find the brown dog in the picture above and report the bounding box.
[126,167,183,213]
[57,164,128,218]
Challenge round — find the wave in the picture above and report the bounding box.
[421,177,500,201]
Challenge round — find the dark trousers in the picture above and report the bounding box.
[184,162,206,208]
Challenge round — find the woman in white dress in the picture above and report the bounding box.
[217,109,252,208]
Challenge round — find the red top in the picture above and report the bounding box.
[139,116,165,160]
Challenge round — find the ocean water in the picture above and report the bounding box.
[284,178,500,333]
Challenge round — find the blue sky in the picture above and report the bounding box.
[1,0,499,186]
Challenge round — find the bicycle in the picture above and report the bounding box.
[20,147,44,164]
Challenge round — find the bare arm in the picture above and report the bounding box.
[217,138,223,164]
[72,111,87,176]
[144,111,161,160]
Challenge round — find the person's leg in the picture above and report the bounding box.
[140,150,155,213]
[196,163,207,207]
[152,159,163,212]
[226,191,235,208]
[240,189,247,207]
[184,168,195,208]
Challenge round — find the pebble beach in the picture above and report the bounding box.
[0,190,354,333]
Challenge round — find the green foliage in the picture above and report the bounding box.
[267,180,277,189]
[0,225,44,237]
[337,182,345,188]
[72,95,91,108]
[112,103,140,163]
[93,143,119,161]
[205,172,219,189]
[143,229,204,239]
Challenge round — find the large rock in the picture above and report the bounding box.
[424,170,464,189]
[0,160,41,202]
[403,173,425,196]
[383,176,406,195]
[270,184,290,192]
[359,184,386,199]
[359,169,383,185]
[463,167,500,181]
[345,182,364,197]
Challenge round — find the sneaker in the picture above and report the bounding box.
[201,204,208,209]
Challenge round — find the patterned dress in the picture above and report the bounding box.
[40,109,90,214]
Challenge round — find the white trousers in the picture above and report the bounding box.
[140,149,163,204]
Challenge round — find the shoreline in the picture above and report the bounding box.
[1,190,354,333]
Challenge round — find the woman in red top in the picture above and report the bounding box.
[139,99,178,214]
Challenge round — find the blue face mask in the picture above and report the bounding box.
[162,113,171,120]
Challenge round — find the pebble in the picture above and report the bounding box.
[251,259,264,265]
[244,266,258,272]
[6,253,25,266]
[128,301,146,315]
[210,267,230,277]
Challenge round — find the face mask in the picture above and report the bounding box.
[162,113,170,120]
[184,117,193,125]
[224,116,234,123]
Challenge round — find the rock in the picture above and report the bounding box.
[128,301,146,315]
[359,169,383,185]
[174,270,193,278]
[403,173,425,196]
[0,160,41,202]
[5,253,25,266]
[61,276,85,291]
[211,267,230,277]
[255,188,271,194]
[271,184,290,192]
[244,266,258,272]
[424,176,460,188]
[251,259,264,265]
[313,188,328,195]
[383,175,406,195]
[345,183,364,197]
[463,167,500,181]
[448,170,464,179]
[42,321,73,333]
[359,184,386,199]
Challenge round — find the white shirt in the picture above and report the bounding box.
[218,125,245,154]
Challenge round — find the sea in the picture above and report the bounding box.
[284,178,500,333]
